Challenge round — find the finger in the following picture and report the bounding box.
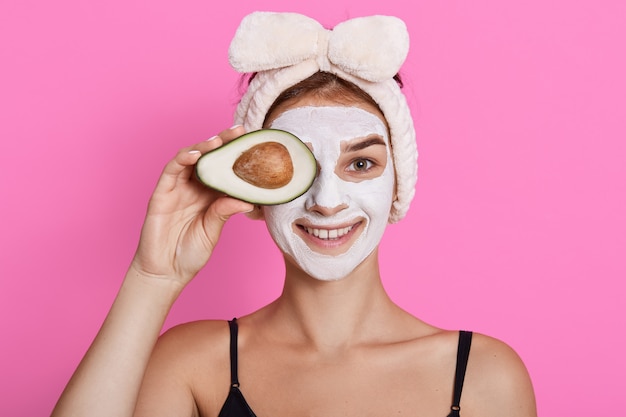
[218,125,246,144]
[191,135,227,154]
[157,142,219,192]
[212,196,254,220]
[204,196,254,236]
[154,128,240,193]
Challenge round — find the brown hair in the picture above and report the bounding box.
[261,71,403,126]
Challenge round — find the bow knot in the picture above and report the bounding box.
[315,29,332,73]
[228,12,409,82]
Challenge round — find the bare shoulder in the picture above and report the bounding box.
[156,319,230,356]
[462,332,537,417]
[150,319,232,387]
[135,320,232,417]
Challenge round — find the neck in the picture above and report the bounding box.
[269,249,400,351]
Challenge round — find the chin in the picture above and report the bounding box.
[286,228,379,282]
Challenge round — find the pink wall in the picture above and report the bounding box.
[1,1,624,415]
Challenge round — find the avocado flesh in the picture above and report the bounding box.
[195,129,317,205]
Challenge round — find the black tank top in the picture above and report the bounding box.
[218,319,473,417]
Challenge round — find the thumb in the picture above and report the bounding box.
[204,196,255,235]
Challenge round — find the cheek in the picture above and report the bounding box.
[345,167,395,216]
[263,198,302,230]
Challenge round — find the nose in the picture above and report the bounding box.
[305,168,349,216]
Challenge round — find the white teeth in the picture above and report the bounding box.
[305,225,353,240]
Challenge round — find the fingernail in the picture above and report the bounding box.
[230,124,242,129]
[206,135,218,141]
[188,150,201,155]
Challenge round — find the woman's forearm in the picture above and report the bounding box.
[51,270,183,417]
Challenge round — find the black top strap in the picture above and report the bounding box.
[228,319,240,387]
[448,330,473,417]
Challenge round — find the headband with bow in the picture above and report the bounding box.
[228,12,417,223]
[229,12,409,82]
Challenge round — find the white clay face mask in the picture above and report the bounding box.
[264,106,395,281]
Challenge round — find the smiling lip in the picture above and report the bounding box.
[296,221,362,242]
[304,225,353,240]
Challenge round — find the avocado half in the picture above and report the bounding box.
[195,129,317,205]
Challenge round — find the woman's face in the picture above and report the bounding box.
[263,99,395,281]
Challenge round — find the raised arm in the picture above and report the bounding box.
[51,126,253,417]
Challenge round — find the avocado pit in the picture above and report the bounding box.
[232,142,294,189]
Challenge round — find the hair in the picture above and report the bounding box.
[250,71,403,127]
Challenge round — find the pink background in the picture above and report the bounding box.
[1,1,624,415]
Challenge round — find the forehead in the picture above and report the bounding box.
[264,95,386,128]
[269,106,388,147]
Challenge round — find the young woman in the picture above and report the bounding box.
[52,12,536,417]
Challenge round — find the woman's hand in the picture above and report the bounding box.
[129,125,254,287]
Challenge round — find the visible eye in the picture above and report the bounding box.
[348,158,374,172]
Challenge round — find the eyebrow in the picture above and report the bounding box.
[343,136,387,153]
